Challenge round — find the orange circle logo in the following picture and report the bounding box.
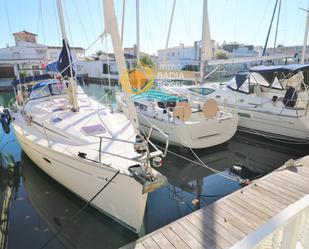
[120,63,155,95]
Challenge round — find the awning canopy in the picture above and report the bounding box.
[249,64,309,85]
[32,80,58,90]
[235,71,249,89]
[249,64,309,74]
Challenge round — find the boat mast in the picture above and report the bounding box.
[103,0,140,131]
[56,0,79,111]
[260,0,279,65]
[301,2,309,64]
[121,0,126,46]
[164,0,176,63]
[136,0,140,65]
[273,0,281,52]
[200,0,212,82]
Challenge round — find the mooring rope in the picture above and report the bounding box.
[135,114,244,183]
[39,170,120,249]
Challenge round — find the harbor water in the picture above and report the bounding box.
[0,83,308,249]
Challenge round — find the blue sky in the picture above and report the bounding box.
[0,0,308,55]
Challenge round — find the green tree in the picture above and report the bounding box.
[140,54,156,68]
[215,50,229,59]
[95,50,103,57]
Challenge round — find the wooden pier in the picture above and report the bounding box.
[122,156,309,249]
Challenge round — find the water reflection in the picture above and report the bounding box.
[21,155,137,249]
[0,151,20,249]
[0,83,308,249]
[144,131,308,233]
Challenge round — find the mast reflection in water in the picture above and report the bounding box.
[0,150,20,249]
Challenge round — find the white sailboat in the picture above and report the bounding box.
[165,1,309,143]
[5,0,167,233]
[117,89,238,148]
[116,0,238,149]
[168,65,309,143]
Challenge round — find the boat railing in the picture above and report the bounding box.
[96,131,167,168]
[10,83,168,167]
[147,124,169,157]
[231,194,309,249]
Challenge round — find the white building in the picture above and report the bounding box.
[76,53,137,79]
[0,31,85,79]
[221,43,259,58]
[156,40,216,71]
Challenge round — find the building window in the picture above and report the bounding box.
[172,52,175,56]
[103,63,110,74]
[50,52,58,59]
[13,52,20,58]
[32,65,40,76]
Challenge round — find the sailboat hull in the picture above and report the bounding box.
[138,114,238,148]
[224,105,309,143]
[165,85,309,143]
[13,125,147,233]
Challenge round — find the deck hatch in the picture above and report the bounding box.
[81,124,106,135]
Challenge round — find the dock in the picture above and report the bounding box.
[122,156,309,249]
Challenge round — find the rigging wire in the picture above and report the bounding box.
[293,0,305,47]
[4,0,13,44]
[252,1,273,48]
[39,170,120,249]
[72,0,90,47]
[179,0,191,41]
[36,1,41,36]
[86,0,96,44]
[52,0,62,45]
[97,0,104,32]
[40,0,46,45]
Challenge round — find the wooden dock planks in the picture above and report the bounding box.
[121,156,309,249]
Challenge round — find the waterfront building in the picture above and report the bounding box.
[0,31,85,80]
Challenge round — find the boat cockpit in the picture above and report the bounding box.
[226,64,309,109]
[30,80,67,100]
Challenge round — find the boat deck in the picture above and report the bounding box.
[121,156,309,249]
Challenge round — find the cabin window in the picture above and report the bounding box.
[250,72,269,87]
[228,77,250,93]
[30,85,51,99]
[189,87,215,95]
[139,103,147,111]
[30,81,66,99]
